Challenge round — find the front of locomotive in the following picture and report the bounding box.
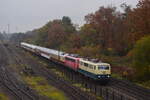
[95,63,111,81]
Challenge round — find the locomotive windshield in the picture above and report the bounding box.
[98,65,109,70]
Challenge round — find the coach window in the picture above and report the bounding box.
[92,65,94,69]
[84,63,88,67]
[82,62,84,65]
[88,64,90,68]
[91,65,93,69]
[94,66,96,70]
[89,64,93,69]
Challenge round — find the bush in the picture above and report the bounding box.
[133,35,150,81]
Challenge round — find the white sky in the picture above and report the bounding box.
[0,0,139,33]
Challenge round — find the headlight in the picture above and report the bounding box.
[107,75,110,78]
[98,76,101,78]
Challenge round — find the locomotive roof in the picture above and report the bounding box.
[80,58,110,66]
[65,55,80,59]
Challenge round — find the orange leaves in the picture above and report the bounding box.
[127,0,150,42]
[47,20,65,48]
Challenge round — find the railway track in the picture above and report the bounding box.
[35,57,150,100]
[7,44,96,100]
[0,66,35,100]
[0,43,37,100]
[35,64,94,100]
[1,42,150,100]
[17,43,150,100]
[109,78,150,100]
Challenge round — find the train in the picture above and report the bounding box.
[21,42,111,82]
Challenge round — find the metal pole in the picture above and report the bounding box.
[8,24,10,34]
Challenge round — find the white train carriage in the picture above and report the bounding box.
[34,46,65,62]
[21,42,66,62]
[21,42,36,52]
[34,46,52,59]
[78,58,111,80]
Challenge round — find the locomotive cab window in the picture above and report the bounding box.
[98,65,109,70]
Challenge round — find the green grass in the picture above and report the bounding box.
[111,73,123,79]
[73,83,90,92]
[96,96,104,100]
[72,83,103,100]
[136,80,150,89]
[24,76,68,100]
[0,93,9,100]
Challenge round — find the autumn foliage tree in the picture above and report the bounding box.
[48,20,65,48]
[83,7,130,55]
[126,0,150,45]
[80,24,98,46]
[47,17,76,49]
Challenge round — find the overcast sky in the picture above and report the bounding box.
[0,0,139,33]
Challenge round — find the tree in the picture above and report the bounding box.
[80,24,98,46]
[34,21,52,46]
[133,35,150,81]
[126,0,150,45]
[62,16,76,33]
[48,20,65,49]
[84,6,129,55]
[47,17,76,49]
[62,16,72,25]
